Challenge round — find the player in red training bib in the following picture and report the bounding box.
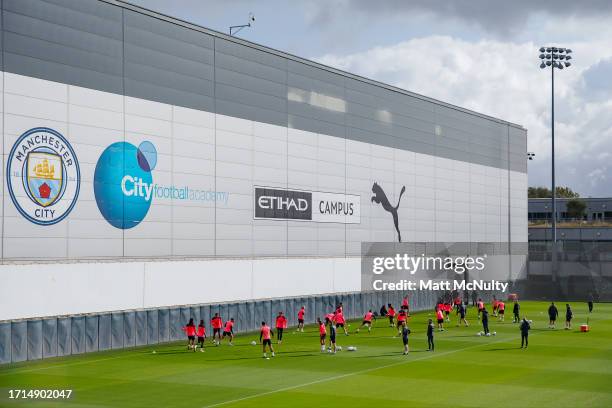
[386,304,396,327]
[396,309,408,336]
[436,306,445,331]
[477,299,485,320]
[497,301,505,321]
[223,318,235,345]
[297,306,305,332]
[211,313,223,346]
[196,320,206,352]
[318,317,327,352]
[275,312,288,344]
[401,296,409,311]
[334,309,349,336]
[260,321,275,358]
[182,318,196,351]
[356,310,374,333]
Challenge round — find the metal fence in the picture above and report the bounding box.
[1,289,507,365]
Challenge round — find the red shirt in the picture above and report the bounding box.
[498,302,505,311]
[402,298,409,307]
[224,321,234,332]
[211,316,223,329]
[334,313,345,324]
[319,323,326,335]
[276,316,287,329]
[298,309,305,319]
[477,301,484,310]
[261,325,271,340]
[364,312,373,322]
[397,311,407,322]
[325,313,334,322]
[454,297,461,305]
[183,325,196,337]
[196,326,205,337]
[387,308,396,317]
[436,310,444,320]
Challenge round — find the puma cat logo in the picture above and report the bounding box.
[371,182,406,242]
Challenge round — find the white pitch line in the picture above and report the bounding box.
[202,334,519,408]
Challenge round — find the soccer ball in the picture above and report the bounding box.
[486,332,491,337]
[152,350,156,354]
[347,346,357,352]
[477,332,482,336]
[336,346,343,351]
[492,332,497,336]
[250,340,257,346]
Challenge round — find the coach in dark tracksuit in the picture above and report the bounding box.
[513,301,520,323]
[520,318,531,349]
[481,308,490,335]
[427,319,434,351]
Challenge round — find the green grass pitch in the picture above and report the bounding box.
[1,301,611,407]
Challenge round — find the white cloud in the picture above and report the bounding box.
[315,36,612,196]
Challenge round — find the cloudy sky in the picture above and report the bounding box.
[130,0,612,197]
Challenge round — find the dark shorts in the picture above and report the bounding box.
[298,319,304,324]
[213,328,221,335]
[549,316,556,321]
[336,323,344,328]
[362,320,371,325]
[460,313,466,318]
[188,335,195,341]
[437,318,444,324]
[499,310,505,315]
[197,336,205,342]
[262,339,272,346]
[320,334,326,341]
[330,333,336,343]
[402,337,409,345]
[223,331,232,337]
[397,320,406,326]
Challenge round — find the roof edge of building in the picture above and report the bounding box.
[108,0,526,132]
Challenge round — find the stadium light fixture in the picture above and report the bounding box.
[539,45,574,281]
[229,12,255,36]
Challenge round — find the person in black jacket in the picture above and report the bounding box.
[565,304,573,330]
[513,300,520,323]
[548,302,559,329]
[520,317,531,349]
[427,318,435,351]
[481,308,490,335]
[588,293,594,313]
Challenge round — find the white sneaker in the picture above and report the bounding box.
[271,352,275,357]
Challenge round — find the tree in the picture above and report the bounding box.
[566,198,587,220]
[528,186,580,198]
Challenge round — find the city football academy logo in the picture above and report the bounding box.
[6,128,80,225]
[94,141,157,229]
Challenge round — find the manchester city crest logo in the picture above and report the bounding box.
[6,128,80,225]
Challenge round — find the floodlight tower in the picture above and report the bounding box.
[538,46,572,280]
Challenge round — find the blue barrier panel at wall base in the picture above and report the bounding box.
[85,316,99,353]
[135,311,147,346]
[27,320,43,361]
[71,316,86,355]
[57,318,71,357]
[169,308,181,341]
[11,321,27,363]
[0,322,11,364]
[99,314,111,351]
[42,319,58,358]
[147,310,158,345]
[111,313,124,349]
[158,308,169,343]
[124,312,136,348]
